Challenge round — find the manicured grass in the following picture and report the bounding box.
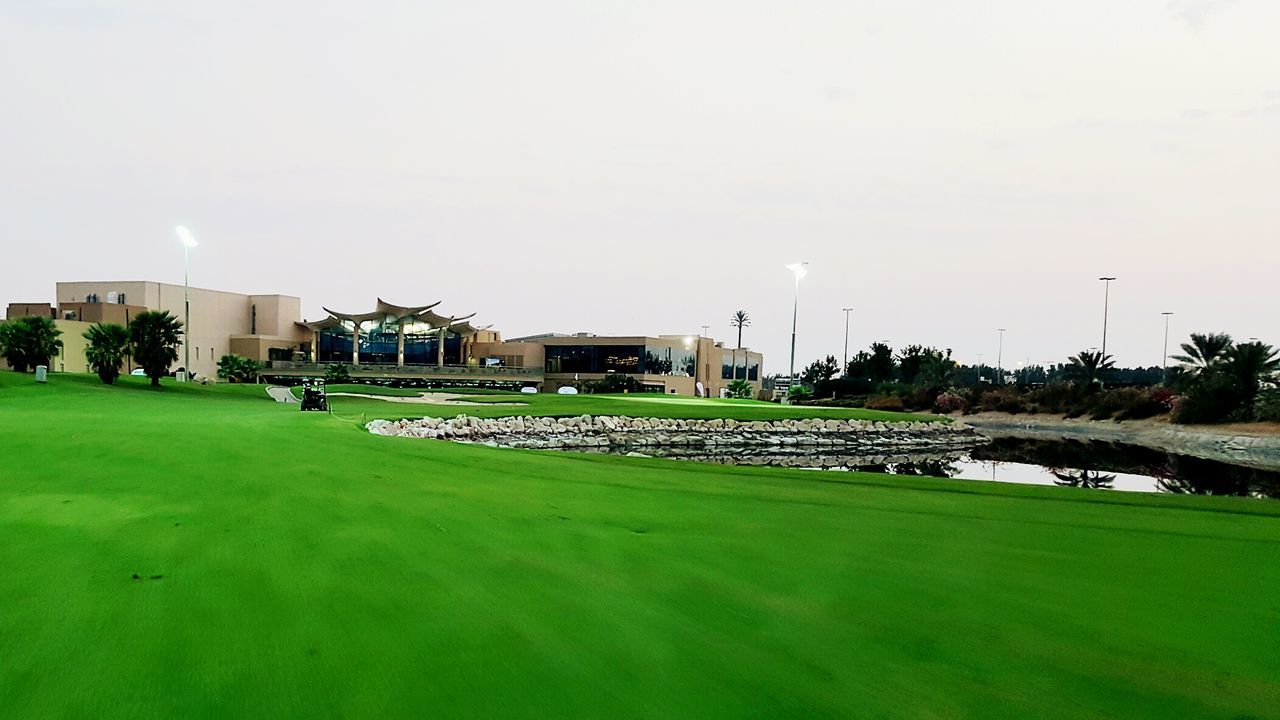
[324,389,944,423]
[2,371,1279,718]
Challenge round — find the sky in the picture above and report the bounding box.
[2,0,1277,373]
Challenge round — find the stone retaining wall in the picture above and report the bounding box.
[366,415,988,453]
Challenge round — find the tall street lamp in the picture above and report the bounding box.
[996,328,1006,385]
[841,307,853,377]
[176,226,199,381]
[1161,312,1174,383]
[785,262,808,404]
[1099,277,1117,359]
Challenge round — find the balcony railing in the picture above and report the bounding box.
[266,361,542,377]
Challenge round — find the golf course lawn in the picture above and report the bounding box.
[303,385,942,423]
[2,372,1279,718]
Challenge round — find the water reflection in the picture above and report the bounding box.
[568,437,1280,498]
[1049,469,1116,490]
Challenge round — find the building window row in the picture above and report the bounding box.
[721,353,760,381]
[544,344,696,376]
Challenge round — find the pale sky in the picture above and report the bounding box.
[2,0,1276,371]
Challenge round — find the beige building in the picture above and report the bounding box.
[55,281,307,380]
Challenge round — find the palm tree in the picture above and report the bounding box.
[129,311,184,387]
[83,323,131,384]
[729,310,750,380]
[0,320,29,372]
[0,317,62,372]
[217,353,263,383]
[1065,350,1114,388]
[1221,341,1279,410]
[1170,332,1233,375]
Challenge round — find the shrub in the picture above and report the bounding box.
[726,379,754,399]
[933,391,967,414]
[1255,391,1280,423]
[1171,373,1246,424]
[325,364,351,383]
[865,395,905,412]
[1112,386,1175,421]
[787,385,814,402]
[217,353,263,383]
[584,374,645,394]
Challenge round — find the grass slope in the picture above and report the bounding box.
[2,371,1279,719]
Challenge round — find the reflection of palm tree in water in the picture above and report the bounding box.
[1050,468,1116,490]
[892,460,959,478]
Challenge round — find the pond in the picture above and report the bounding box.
[565,437,1280,498]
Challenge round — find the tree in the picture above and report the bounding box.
[217,353,263,383]
[729,310,750,380]
[1170,332,1234,376]
[325,363,351,383]
[1065,350,1114,388]
[801,355,840,386]
[0,317,62,372]
[129,311,183,387]
[866,342,896,383]
[83,323,130,384]
[916,350,956,389]
[897,345,932,384]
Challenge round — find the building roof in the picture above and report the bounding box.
[376,298,441,318]
[310,300,481,333]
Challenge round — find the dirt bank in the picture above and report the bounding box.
[960,412,1280,471]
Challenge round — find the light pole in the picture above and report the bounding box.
[996,328,1006,385]
[841,307,852,376]
[976,353,983,384]
[784,262,808,403]
[1099,277,1116,359]
[176,226,199,381]
[700,324,709,338]
[1161,312,1174,383]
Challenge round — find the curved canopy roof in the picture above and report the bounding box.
[312,301,480,332]
[416,308,474,329]
[321,307,385,325]
[299,317,344,331]
[376,298,440,318]
[447,320,492,337]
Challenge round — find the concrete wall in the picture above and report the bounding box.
[58,302,148,325]
[471,341,544,370]
[5,303,55,319]
[50,319,92,373]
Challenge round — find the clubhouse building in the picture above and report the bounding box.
[6,281,764,397]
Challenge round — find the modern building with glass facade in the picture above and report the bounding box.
[520,333,763,397]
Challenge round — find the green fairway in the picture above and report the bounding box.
[2,371,1279,718]
[306,386,942,423]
